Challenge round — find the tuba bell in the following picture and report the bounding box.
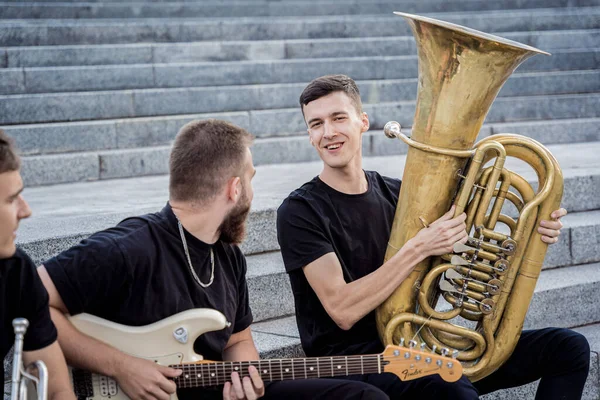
[375,12,563,381]
[10,318,48,400]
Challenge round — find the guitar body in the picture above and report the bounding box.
[68,309,230,400]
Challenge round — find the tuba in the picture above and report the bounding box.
[375,13,563,381]
[10,319,48,400]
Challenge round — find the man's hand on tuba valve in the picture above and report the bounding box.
[410,206,469,258]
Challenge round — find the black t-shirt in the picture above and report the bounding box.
[277,170,401,358]
[44,203,252,398]
[1,249,58,382]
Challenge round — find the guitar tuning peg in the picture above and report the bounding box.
[399,338,405,347]
[431,345,437,354]
[441,348,449,357]
[452,350,459,359]
[409,340,417,348]
[420,342,426,351]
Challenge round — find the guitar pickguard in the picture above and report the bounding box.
[69,352,185,400]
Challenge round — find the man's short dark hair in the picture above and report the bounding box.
[169,119,253,204]
[299,74,363,117]
[0,129,20,174]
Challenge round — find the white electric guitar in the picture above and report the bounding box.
[68,309,462,399]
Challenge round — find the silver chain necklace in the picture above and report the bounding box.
[176,219,214,288]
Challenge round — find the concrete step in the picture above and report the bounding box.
[3,92,598,147]
[14,141,600,263]
[252,314,600,398]
[250,261,600,333]
[247,249,600,324]
[12,115,600,186]
[5,109,598,158]
[3,29,597,68]
[1,50,598,94]
[2,0,600,19]
[1,76,598,125]
[1,7,599,46]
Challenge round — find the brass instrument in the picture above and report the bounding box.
[375,12,563,381]
[10,319,48,400]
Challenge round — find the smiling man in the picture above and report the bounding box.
[0,129,75,400]
[276,75,590,399]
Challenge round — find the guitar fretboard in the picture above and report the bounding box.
[171,354,383,388]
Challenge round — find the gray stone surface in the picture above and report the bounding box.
[116,112,250,148]
[3,50,596,94]
[253,316,300,340]
[5,114,593,159]
[485,94,600,123]
[15,118,600,187]
[525,262,600,330]
[4,28,595,70]
[565,210,600,265]
[5,43,153,68]
[504,29,600,51]
[99,146,170,180]
[1,8,599,46]
[498,70,600,98]
[490,118,600,145]
[2,81,599,126]
[20,152,99,186]
[3,121,117,155]
[11,140,600,264]
[0,68,24,95]
[247,259,294,322]
[23,64,154,93]
[152,41,286,64]
[3,0,600,19]
[252,331,304,360]
[0,91,135,125]
[251,136,321,165]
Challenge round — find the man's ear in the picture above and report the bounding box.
[361,112,370,133]
[227,176,242,203]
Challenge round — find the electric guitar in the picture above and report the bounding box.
[68,309,462,399]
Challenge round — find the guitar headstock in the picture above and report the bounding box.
[381,344,462,383]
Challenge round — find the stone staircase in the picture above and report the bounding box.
[2,0,599,398]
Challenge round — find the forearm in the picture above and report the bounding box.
[23,342,75,400]
[50,307,128,378]
[49,389,76,400]
[328,240,425,329]
[223,337,260,362]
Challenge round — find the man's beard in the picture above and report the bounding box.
[219,190,251,244]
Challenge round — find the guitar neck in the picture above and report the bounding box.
[172,354,383,388]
